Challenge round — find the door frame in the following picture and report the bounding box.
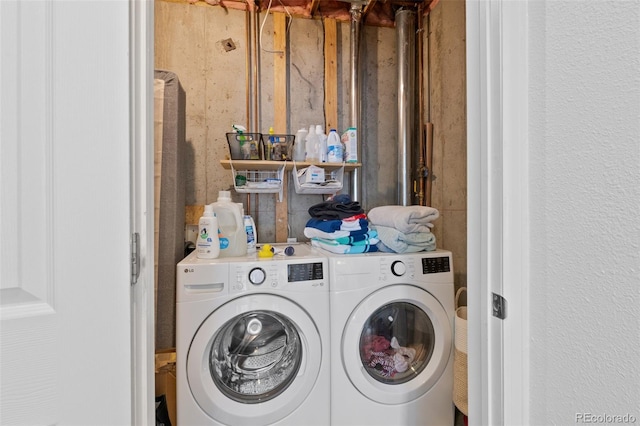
[466,0,530,424]
[130,0,155,424]
[132,0,532,422]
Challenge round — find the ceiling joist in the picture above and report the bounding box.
[178,0,436,27]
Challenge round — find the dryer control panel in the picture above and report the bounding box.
[421,256,451,274]
[379,258,416,281]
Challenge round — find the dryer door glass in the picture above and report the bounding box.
[209,310,302,403]
[359,302,435,384]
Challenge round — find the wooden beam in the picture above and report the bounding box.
[324,18,338,132]
[309,0,320,17]
[273,12,289,242]
[185,205,205,226]
[273,12,287,133]
[363,0,377,18]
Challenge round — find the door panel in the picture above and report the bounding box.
[1,2,58,422]
[1,1,133,424]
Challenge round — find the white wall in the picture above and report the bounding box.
[528,1,640,423]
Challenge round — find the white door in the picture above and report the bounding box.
[0,1,153,425]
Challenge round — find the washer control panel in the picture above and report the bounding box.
[248,267,266,285]
[391,260,407,277]
[229,260,327,293]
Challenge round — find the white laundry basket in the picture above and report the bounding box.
[453,287,468,416]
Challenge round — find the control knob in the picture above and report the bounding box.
[248,267,266,285]
[391,260,406,277]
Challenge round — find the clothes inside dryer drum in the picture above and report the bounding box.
[359,302,435,384]
[210,311,302,403]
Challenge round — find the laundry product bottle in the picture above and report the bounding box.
[293,128,308,161]
[327,129,343,163]
[244,215,257,254]
[210,190,247,257]
[305,125,318,162]
[343,127,358,163]
[316,125,328,163]
[196,204,220,259]
[266,126,275,160]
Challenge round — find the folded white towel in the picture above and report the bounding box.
[368,205,439,234]
[374,225,436,253]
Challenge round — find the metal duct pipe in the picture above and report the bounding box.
[349,4,363,203]
[396,8,416,206]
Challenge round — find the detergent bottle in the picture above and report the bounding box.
[316,125,327,163]
[210,190,247,257]
[305,125,318,162]
[244,215,257,254]
[196,205,220,259]
[327,129,343,163]
[293,128,308,161]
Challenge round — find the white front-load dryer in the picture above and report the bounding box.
[326,249,455,426]
[176,244,330,426]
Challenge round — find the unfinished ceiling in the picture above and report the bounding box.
[182,0,439,27]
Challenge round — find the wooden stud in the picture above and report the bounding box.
[324,18,338,132]
[309,0,320,17]
[185,205,205,226]
[273,12,287,133]
[273,12,289,242]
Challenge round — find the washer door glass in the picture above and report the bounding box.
[359,302,435,384]
[210,310,302,403]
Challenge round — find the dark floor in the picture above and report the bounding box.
[455,408,467,426]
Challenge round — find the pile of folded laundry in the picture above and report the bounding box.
[367,205,439,253]
[304,194,379,254]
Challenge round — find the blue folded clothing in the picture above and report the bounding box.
[332,229,378,245]
[308,198,364,220]
[305,218,368,234]
[311,238,379,254]
[304,227,375,241]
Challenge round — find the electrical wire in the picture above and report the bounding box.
[259,0,293,54]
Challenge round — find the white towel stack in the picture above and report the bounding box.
[367,205,439,253]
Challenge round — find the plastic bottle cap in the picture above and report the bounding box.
[203,204,214,216]
[218,190,231,201]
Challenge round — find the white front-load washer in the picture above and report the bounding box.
[176,244,330,426]
[326,249,455,426]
